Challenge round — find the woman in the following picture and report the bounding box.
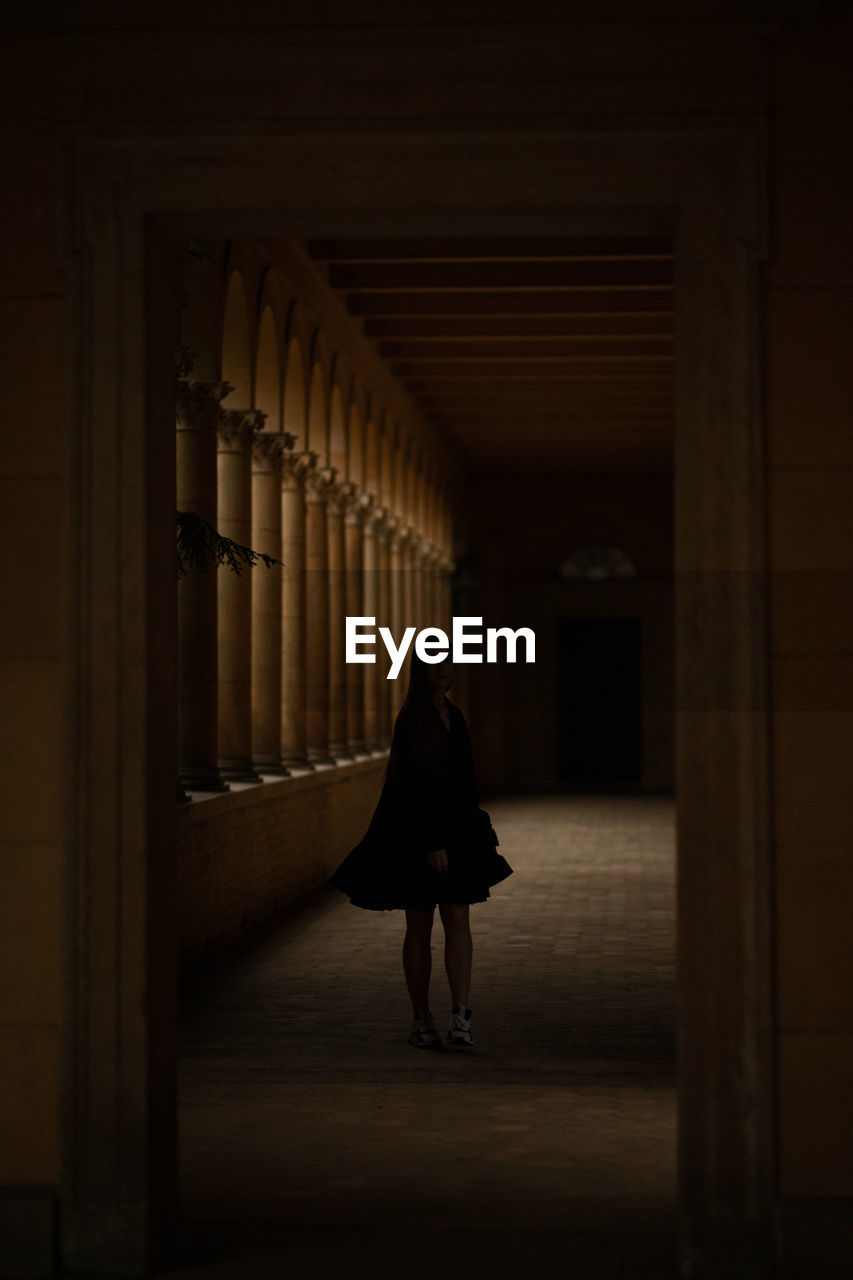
[330,652,512,1049]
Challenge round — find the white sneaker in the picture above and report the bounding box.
[447,1006,473,1047]
[409,1014,441,1049]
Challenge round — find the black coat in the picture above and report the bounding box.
[330,697,512,911]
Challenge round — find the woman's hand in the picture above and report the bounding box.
[426,847,449,874]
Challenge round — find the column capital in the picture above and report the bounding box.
[304,464,338,503]
[370,505,394,542]
[327,478,358,517]
[251,430,297,473]
[282,448,318,484]
[217,407,266,450]
[344,489,375,527]
[363,502,388,539]
[411,533,432,563]
[176,377,232,431]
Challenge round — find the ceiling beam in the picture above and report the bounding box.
[307,236,672,262]
[331,259,672,291]
[347,288,674,316]
[364,313,673,339]
[393,358,673,379]
[378,337,672,360]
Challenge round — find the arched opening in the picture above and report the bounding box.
[255,302,281,428]
[327,380,345,478]
[282,334,306,446]
[307,358,328,462]
[220,268,252,406]
[379,416,394,510]
[364,412,380,500]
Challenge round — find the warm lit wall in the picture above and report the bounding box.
[767,14,853,1203]
[178,758,386,962]
[462,474,674,794]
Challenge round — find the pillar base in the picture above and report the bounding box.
[281,750,314,772]
[218,757,263,783]
[179,764,230,793]
[329,740,355,760]
[346,738,368,756]
[306,745,337,767]
[252,755,291,777]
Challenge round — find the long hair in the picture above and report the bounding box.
[402,651,444,708]
[385,652,450,785]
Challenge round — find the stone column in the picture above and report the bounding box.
[280,449,316,770]
[388,521,407,723]
[400,528,418,699]
[423,548,438,631]
[345,491,372,754]
[440,554,454,635]
[327,479,356,759]
[176,379,230,792]
[217,408,265,781]
[376,511,393,747]
[413,535,429,635]
[304,465,337,766]
[429,550,440,635]
[362,505,384,751]
[250,430,294,776]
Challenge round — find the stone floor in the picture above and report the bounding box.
[166,795,677,1279]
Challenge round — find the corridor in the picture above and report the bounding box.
[171,795,676,1279]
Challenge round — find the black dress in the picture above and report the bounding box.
[330,696,513,911]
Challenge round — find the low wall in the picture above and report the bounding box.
[177,755,387,963]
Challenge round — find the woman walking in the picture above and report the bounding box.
[330,653,512,1048]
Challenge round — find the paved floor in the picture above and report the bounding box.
[167,795,677,1278]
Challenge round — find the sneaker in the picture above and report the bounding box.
[409,1013,441,1049]
[447,1006,473,1047]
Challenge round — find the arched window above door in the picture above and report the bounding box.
[559,544,638,582]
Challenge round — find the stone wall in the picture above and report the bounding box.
[177,758,386,963]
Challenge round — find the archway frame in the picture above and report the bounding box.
[64,121,772,1276]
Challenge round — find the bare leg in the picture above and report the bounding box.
[438,902,473,1008]
[403,908,435,1017]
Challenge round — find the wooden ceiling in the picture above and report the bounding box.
[305,237,673,475]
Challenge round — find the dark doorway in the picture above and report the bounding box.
[557,617,643,788]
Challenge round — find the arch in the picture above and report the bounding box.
[559,544,639,581]
[439,485,452,556]
[412,455,428,536]
[307,359,328,462]
[255,303,281,429]
[364,411,380,499]
[220,268,253,406]
[347,400,365,488]
[329,381,347,477]
[401,435,416,527]
[425,475,437,546]
[282,336,306,447]
[379,414,394,510]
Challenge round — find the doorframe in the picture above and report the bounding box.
[63,120,773,1275]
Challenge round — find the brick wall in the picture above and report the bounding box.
[177,756,386,962]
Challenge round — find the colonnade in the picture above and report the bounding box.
[176,247,455,794]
